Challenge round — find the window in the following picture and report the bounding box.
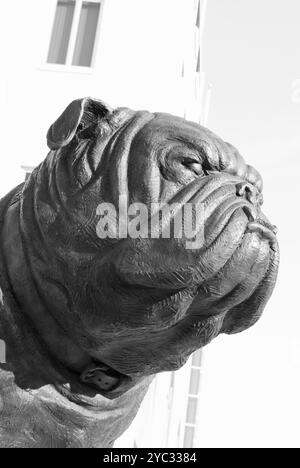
[188,368,200,395]
[21,166,34,181]
[183,425,195,448]
[47,0,102,68]
[47,1,76,65]
[191,349,202,368]
[186,397,198,425]
[0,339,5,364]
[182,350,202,448]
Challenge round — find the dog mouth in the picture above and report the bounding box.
[246,218,278,244]
[198,178,278,249]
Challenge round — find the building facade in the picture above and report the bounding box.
[0,0,210,448]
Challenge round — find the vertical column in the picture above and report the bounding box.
[0,340,6,364]
[181,0,210,125]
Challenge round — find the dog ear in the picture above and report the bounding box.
[46,97,112,150]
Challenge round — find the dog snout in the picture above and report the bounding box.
[236,181,264,207]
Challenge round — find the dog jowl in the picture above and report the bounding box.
[0,97,279,447]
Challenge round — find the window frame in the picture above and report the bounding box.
[42,0,104,74]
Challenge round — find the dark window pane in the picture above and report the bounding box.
[183,425,195,448]
[72,2,101,67]
[189,368,200,395]
[186,397,198,424]
[47,0,75,64]
[191,349,202,367]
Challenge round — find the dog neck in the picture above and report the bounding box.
[0,187,92,375]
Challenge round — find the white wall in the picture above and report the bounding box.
[0,0,186,196]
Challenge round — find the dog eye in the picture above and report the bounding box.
[182,159,204,176]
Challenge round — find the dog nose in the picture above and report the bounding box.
[80,363,120,391]
[236,182,263,207]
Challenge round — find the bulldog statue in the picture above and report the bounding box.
[0,98,279,447]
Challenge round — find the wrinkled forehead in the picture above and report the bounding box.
[128,112,262,192]
[132,112,234,171]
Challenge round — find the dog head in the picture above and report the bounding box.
[21,97,279,381]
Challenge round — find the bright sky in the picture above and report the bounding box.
[204,0,300,158]
[198,0,300,448]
